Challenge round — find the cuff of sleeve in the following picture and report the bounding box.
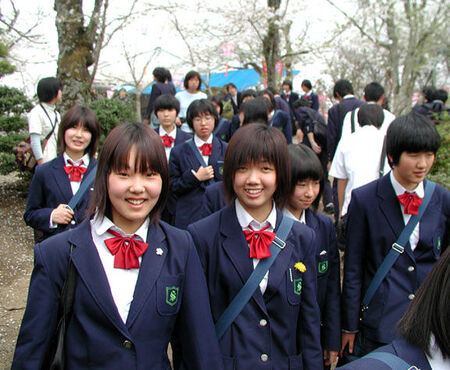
[49,210,58,229]
[342,329,359,334]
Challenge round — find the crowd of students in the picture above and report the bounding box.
[12,73,449,369]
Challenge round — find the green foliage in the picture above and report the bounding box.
[0,85,33,116]
[0,132,27,153]
[428,113,449,189]
[0,152,17,175]
[89,98,136,148]
[0,41,15,77]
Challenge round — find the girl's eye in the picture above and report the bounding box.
[146,171,157,177]
[118,172,129,177]
[237,166,247,171]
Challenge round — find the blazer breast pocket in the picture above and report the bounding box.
[317,250,329,279]
[157,275,184,316]
[286,269,303,305]
[215,160,224,180]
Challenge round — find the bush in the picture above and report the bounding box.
[89,98,136,149]
[0,152,16,175]
[428,112,449,188]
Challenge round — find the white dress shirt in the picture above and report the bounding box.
[159,127,177,160]
[390,172,424,251]
[91,215,149,324]
[235,199,277,294]
[194,134,213,165]
[282,207,306,224]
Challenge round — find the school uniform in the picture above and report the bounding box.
[169,135,227,229]
[281,91,300,124]
[187,202,323,370]
[342,174,450,345]
[200,180,226,218]
[269,110,292,144]
[12,218,223,370]
[301,91,319,112]
[157,127,191,224]
[144,81,177,120]
[283,209,341,353]
[214,117,233,142]
[337,337,432,370]
[24,154,96,240]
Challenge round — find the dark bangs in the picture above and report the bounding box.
[223,124,291,208]
[88,122,169,224]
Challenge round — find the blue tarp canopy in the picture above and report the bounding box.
[115,84,136,93]
[126,68,300,95]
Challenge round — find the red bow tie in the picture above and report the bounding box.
[243,225,276,260]
[104,229,149,269]
[199,143,212,156]
[397,192,423,215]
[64,160,87,182]
[161,134,175,148]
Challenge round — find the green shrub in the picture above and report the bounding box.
[428,112,449,188]
[0,132,28,153]
[0,152,16,175]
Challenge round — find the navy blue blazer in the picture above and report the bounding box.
[305,209,341,351]
[327,97,363,161]
[144,81,176,119]
[301,92,319,111]
[201,181,227,218]
[270,110,292,144]
[157,127,192,224]
[342,175,450,344]
[23,154,96,240]
[12,220,223,370]
[275,96,291,115]
[214,118,233,142]
[169,136,227,229]
[281,92,300,123]
[187,204,323,370]
[338,337,432,370]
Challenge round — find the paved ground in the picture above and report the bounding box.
[0,174,34,369]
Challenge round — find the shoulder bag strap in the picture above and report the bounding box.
[350,108,356,133]
[378,136,387,178]
[214,118,227,135]
[40,104,58,141]
[215,216,295,340]
[67,165,97,211]
[362,181,436,310]
[364,352,413,369]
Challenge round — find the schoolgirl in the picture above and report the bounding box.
[13,122,223,369]
[24,105,100,242]
[169,99,227,229]
[260,89,293,143]
[187,124,323,369]
[284,144,341,369]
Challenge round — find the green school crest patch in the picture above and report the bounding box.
[437,237,441,251]
[318,260,328,274]
[166,286,179,306]
[278,126,283,131]
[219,166,223,175]
[293,278,302,295]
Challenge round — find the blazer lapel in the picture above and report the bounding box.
[126,223,167,328]
[220,205,268,315]
[377,175,415,261]
[52,155,73,202]
[263,209,295,302]
[69,221,130,338]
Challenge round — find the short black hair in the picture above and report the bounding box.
[186,99,219,130]
[301,79,312,90]
[397,247,450,359]
[288,144,323,210]
[226,83,237,92]
[37,77,61,103]
[422,86,435,102]
[183,70,202,91]
[153,94,180,115]
[386,112,441,166]
[240,89,257,102]
[209,96,223,115]
[282,80,293,90]
[260,89,276,112]
[364,82,385,102]
[241,97,268,126]
[433,89,448,104]
[153,67,167,82]
[333,79,354,99]
[357,103,384,128]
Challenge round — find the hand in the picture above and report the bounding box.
[52,204,74,225]
[327,161,331,172]
[311,140,322,154]
[340,333,356,358]
[323,349,338,367]
[37,158,44,165]
[296,129,304,143]
[194,166,214,181]
[175,117,182,127]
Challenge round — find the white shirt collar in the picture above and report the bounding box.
[63,152,90,167]
[194,134,213,146]
[282,207,306,224]
[343,94,355,100]
[390,171,425,198]
[92,214,149,241]
[41,101,56,111]
[235,198,277,231]
[304,90,312,97]
[160,126,176,139]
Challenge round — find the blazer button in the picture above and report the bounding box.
[408,294,415,300]
[407,266,415,272]
[123,340,133,350]
[259,319,267,327]
[70,220,76,225]
[261,354,269,362]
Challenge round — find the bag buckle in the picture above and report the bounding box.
[273,236,286,250]
[392,243,404,254]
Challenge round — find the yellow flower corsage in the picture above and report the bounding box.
[294,262,307,273]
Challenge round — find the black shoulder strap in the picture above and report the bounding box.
[40,104,58,140]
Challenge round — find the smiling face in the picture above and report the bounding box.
[64,122,92,160]
[233,161,277,222]
[288,179,320,219]
[391,151,435,190]
[108,146,162,234]
[192,112,215,141]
